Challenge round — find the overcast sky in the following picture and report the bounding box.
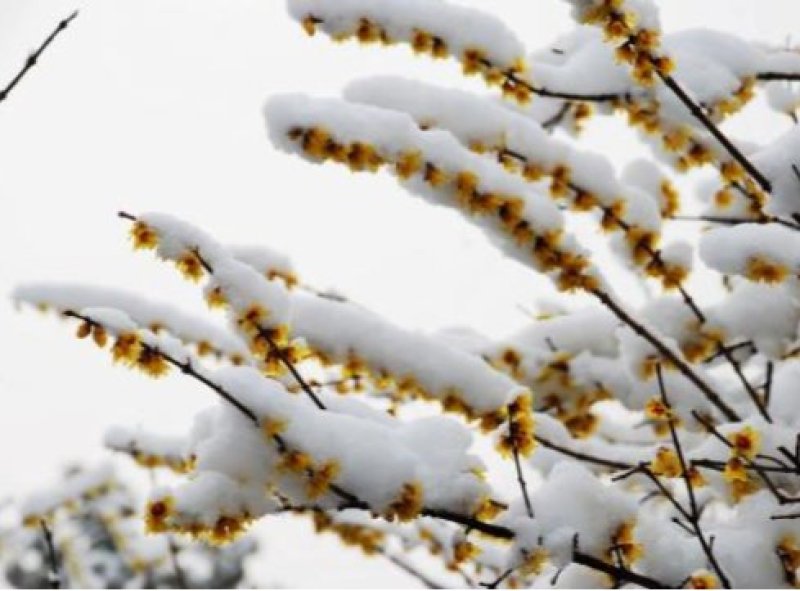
[2,0,799,586]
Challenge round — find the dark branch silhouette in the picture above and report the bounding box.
[0,10,78,105]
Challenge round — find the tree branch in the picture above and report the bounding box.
[0,10,79,105]
[39,519,60,589]
[655,69,771,193]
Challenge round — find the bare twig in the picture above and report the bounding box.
[383,550,446,589]
[657,365,731,588]
[655,69,771,193]
[593,289,740,422]
[39,519,60,589]
[534,434,632,471]
[0,11,79,104]
[508,410,534,519]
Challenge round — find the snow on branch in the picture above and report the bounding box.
[13,1,800,588]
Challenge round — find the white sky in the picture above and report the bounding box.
[1,0,799,587]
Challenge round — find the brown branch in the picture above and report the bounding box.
[572,548,665,589]
[534,434,633,471]
[541,102,572,131]
[508,410,534,519]
[764,361,774,408]
[757,72,800,82]
[655,69,771,193]
[39,519,60,589]
[383,550,447,589]
[0,11,79,104]
[593,289,740,422]
[656,365,731,589]
[715,344,771,423]
[692,411,800,505]
[481,566,514,589]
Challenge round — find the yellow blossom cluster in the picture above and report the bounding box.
[687,570,721,589]
[129,219,306,376]
[477,141,689,293]
[721,426,763,502]
[498,393,536,456]
[744,255,790,284]
[608,520,643,567]
[491,347,606,438]
[130,449,195,475]
[579,0,672,86]
[145,496,253,545]
[311,511,386,555]
[298,14,532,105]
[287,125,600,297]
[778,536,800,587]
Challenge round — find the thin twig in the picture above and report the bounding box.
[481,567,514,589]
[593,289,739,422]
[657,365,731,588]
[508,410,534,519]
[534,434,632,471]
[383,550,445,589]
[655,69,771,193]
[757,72,800,81]
[39,519,60,589]
[0,11,79,104]
[572,548,664,589]
[716,345,771,423]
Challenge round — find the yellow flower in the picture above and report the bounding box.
[355,18,380,44]
[455,170,479,202]
[423,162,448,187]
[519,547,549,576]
[346,142,383,172]
[688,570,720,589]
[176,251,204,282]
[301,127,331,159]
[650,447,682,478]
[745,255,788,284]
[76,321,91,339]
[411,29,433,54]
[261,416,287,439]
[208,515,248,545]
[778,536,800,585]
[111,332,143,365]
[136,348,170,378]
[721,161,745,183]
[92,325,108,347]
[386,482,424,522]
[238,304,269,334]
[474,497,507,521]
[461,48,485,76]
[205,286,228,309]
[431,36,448,59]
[145,496,175,533]
[307,460,341,499]
[301,15,318,36]
[644,397,672,422]
[130,221,158,250]
[612,521,643,565]
[714,188,734,209]
[278,450,311,474]
[722,457,748,483]
[728,426,761,459]
[452,540,480,566]
[395,150,423,179]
